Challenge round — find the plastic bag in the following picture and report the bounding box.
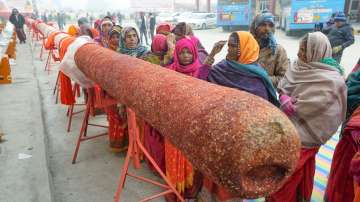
[58,36,95,88]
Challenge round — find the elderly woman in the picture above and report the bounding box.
[267,32,347,202]
[116,26,148,155]
[199,31,279,201]
[94,17,113,48]
[87,22,126,151]
[118,26,148,58]
[325,58,360,202]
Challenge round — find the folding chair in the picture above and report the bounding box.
[71,87,117,164]
[114,108,184,202]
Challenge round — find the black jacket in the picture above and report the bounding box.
[327,23,355,49]
[9,14,25,29]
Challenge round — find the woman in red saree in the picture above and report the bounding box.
[270,32,346,202]
[94,24,127,151]
[117,27,149,154]
[165,37,209,201]
[325,58,360,202]
[141,34,169,173]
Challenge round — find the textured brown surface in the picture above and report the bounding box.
[74,43,301,198]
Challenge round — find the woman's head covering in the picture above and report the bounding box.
[172,22,194,37]
[305,32,332,63]
[103,15,113,23]
[100,18,113,32]
[278,32,347,146]
[94,19,101,30]
[168,38,201,77]
[94,17,114,47]
[110,25,122,37]
[67,25,79,37]
[156,23,172,35]
[99,17,114,35]
[108,25,122,51]
[118,26,148,57]
[151,34,168,53]
[235,31,260,64]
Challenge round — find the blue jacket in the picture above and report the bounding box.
[327,23,355,49]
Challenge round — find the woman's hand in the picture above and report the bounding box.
[203,40,226,66]
[203,56,215,66]
[279,94,297,117]
[210,40,227,57]
[166,33,176,51]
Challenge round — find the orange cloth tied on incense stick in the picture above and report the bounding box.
[58,36,76,105]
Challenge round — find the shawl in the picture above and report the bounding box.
[208,60,279,106]
[235,31,259,64]
[278,60,347,147]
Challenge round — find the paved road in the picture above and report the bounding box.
[0,31,165,202]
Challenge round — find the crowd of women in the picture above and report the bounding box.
[54,11,359,202]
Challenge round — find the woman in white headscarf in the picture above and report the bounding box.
[266,32,347,202]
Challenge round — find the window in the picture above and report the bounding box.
[219,0,249,5]
[259,0,270,11]
[351,0,359,10]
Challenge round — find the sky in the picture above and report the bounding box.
[36,0,130,10]
[35,0,215,11]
